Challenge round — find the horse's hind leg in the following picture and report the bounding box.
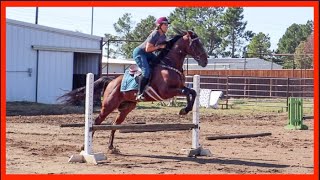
[85,91,120,148]
[92,98,120,137]
[94,76,123,126]
[80,97,120,151]
[94,104,119,125]
[108,102,137,152]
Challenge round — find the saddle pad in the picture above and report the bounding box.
[120,70,139,92]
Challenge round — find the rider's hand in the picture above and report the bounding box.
[157,44,166,49]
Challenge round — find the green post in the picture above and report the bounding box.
[285,97,308,130]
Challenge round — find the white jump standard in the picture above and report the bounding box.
[68,73,106,164]
[181,75,212,157]
[68,73,211,164]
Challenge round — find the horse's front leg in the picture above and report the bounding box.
[159,86,196,115]
[179,86,196,115]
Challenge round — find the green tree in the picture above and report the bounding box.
[105,13,135,58]
[220,7,252,58]
[104,33,120,59]
[270,49,284,67]
[304,32,314,55]
[168,8,196,31]
[246,32,271,59]
[276,20,313,68]
[122,16,156,58]
[110,14,155,58]
[294,41,313,69]
[113,13,133,38]
[168,7,225,57]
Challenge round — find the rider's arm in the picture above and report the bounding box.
[145,31,166,52]
[145,42,162,52]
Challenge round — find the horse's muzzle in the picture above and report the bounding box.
[199,59,208,67]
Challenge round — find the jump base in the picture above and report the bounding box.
[181,146,212,157]
[68,151,107,165]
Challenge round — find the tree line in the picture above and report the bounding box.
[105,7,314,69]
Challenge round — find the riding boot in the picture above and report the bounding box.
[136,76,149,101]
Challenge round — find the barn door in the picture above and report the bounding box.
[37,51,73,104]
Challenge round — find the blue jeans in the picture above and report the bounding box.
[133,47,156,78]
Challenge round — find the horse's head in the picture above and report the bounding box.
[182,30,208,67]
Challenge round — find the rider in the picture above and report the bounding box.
[133,17,170,101]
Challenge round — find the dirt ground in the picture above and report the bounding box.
[6,104,314,174]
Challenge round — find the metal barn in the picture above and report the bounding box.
[102,58,136,74]
[6,19,103,104]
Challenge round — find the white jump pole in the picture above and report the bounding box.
[68,73,106,164]
[69,74,210,164]
[182,75,212,157]
[192,75,200,149]
[84,72,94,154]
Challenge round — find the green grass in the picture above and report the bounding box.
[6,101,85,116]
[137,98,314,116]
[136,102,162,109]
[6,98,314,117]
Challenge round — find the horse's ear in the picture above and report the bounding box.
[183,31,193,39]
[179,29,189,39]
[172,27,186,36]
[183,31,190,40]
[172,27,181,35]
[187,30,194,36]
[180,29,187,35]
[183,34,189,40]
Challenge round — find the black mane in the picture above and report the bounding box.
[150,35,183,67]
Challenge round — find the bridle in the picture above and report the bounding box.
[187,36,207,61]
[159,34,206,78]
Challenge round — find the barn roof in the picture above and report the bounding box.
[184,57,283,70]
[102,57,136,65]
[7,18,102,41]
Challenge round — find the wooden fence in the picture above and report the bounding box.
[185,76,314,98]
[100,71,314,98]
[102,70,314,79]
[185,69,314,78]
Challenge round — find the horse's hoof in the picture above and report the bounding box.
[108,147,121,154]
[179,108,187,115]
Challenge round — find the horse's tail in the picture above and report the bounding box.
[57,76,112,105]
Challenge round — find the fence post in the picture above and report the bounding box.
[244,77,247,97]
[286,77,290,112]
[269,78,273,97]
[226,76,229,109]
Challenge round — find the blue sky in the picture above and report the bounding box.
[6,7,314,51]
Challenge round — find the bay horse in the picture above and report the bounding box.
[59,30,208,152]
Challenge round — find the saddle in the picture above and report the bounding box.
[128,35,183,83]
[128,64,142,77]
[128,64,144,84]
